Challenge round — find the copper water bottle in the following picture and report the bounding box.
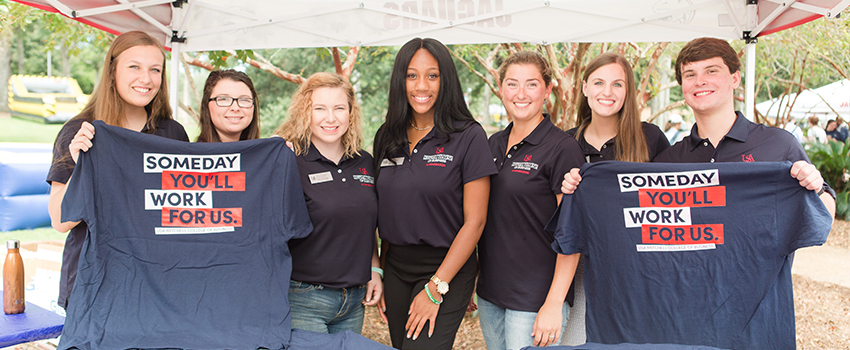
[3,239,25,314]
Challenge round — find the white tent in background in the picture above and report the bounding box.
[756,79,850,121]
[12,0,850,119]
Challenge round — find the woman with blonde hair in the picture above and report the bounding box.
[47,30,189,310]
[275,72,382,334]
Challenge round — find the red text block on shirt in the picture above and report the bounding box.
[639,186,726,208]
[162,171,246,191]
[641,224,724,245]
[161,208,243,227]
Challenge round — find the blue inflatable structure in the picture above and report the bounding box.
[0,143,52,232]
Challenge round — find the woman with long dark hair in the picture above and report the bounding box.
[47,31,189,310]
[196,69,260,142]
[372,38,497,349]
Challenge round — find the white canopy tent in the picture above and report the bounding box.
[13,0,850,119]
[756,79,850,121]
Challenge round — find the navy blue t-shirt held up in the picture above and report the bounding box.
[552,161,831,349]
[58,121,313,349]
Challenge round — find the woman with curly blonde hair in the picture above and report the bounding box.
[274,72,381,334]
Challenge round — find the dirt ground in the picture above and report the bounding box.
[8,222,848,350]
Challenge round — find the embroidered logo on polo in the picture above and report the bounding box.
[143,153,244,235]
[618,169,726,252]
[352,167,375,187]
[422,147,454,167]
[741,154,755,162]
[510,154,539,174]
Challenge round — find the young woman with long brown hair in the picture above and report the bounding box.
[560,52,670,344]
[46,30,189,310]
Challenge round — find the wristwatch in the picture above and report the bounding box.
[430,275,449,295]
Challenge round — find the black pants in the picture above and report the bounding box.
[383,244,477,350]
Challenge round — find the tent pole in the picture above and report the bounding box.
[745,42,756,121]
[170,42,181,121]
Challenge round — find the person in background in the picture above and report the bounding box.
[372,37,497,349]
[47,30,189,310]
[782,115,804,144]
[275,72,382,334]
[807,115,827,144]
[826,119,846,143]
[476,51,584,350]
[664,113,686,144]
[196,69,259,142]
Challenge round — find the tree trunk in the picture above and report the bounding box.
[60,41,71,77]
[16,34,24,75]
[0,27,14,113]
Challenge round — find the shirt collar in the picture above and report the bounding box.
[685,111,749,151]
[304,143,353,164]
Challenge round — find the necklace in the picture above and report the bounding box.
[410,120,434,131]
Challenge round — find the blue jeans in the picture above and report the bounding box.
[288,280,366,334]
[477,295,570,350]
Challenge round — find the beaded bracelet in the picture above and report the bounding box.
[424,283,442,305]
[371,267,384,279]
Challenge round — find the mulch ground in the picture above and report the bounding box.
[8,221,848,350]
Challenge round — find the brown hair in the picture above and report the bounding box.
[196,70,260,142]
[808,115,820,126]
[73,31,172,131]
[574,52,649,163]
[675,37,741,85]
[498,51,553,87]
[274,72,363,158]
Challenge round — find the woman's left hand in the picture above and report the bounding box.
[531,301,562,347]
[363,272,383,306]
[405,286,440,340]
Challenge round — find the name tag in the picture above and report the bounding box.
[380,157,405,167]
[308,171,333,184]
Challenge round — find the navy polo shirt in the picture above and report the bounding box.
[567,122,670,163]
[552,161,831,349]
[654,111,835,198]
[376,121,497,248]
[46,115,189,309]
[477,117,585,312]
[289,145,378,288]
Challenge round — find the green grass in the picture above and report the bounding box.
[0,227,66,243]
[0,116,64,143]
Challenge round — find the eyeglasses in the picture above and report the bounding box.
[209,96,254,108]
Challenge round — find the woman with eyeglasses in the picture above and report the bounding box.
[196,69,260,142]
[47,31,189,311]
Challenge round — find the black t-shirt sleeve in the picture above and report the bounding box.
[643,122,671,161]
[47,118,86,185]
[548,136,585,195]
[460,124,499,184]
[154,119,190,141]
